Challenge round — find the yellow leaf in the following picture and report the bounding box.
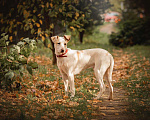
[33,10,36,13]
[70,26,75,31]
[32,19,35,23]
[76,25,80,28]
[10,21,13,26]
[39,20,43,25]
[9,27,12,33]
[82,111,87,115]
[9,36,13,42]
[14,31,17,36]
[41,5,45,8]
[50,24,54,29]
[59,8,62,12]
[20,37,24,40]
[46,2,49,8]
[42,36,45,41]
[23,10,29,18]
[48,44,51,48]
[115,113,119,115]
[36,23,40,27]
[17,22,22,25]
[45,33,49,37]
[38,28,41,34]
[50,3,53,7]
[30,24,33,29]
[70,114,74,118]
[75,12,79,19]
[38,14,41,17]
[100,113,106,116]
[91,112,98,116]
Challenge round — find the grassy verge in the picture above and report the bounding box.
[114,45,150,119]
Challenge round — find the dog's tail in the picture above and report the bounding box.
[109,55,114,82]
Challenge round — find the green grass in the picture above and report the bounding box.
[114,45,150,120]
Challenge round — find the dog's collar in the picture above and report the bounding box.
[56,49,68,57]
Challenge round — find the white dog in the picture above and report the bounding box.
[51,35,114,100]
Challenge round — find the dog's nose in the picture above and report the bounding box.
[61,49,64,53]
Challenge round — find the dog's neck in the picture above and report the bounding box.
[56,49,68,57]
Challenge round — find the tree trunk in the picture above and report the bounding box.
[79,31,84,43]
[50,32,57,65]
[44,11,57,65]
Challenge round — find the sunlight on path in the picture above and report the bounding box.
[100,23,117,34]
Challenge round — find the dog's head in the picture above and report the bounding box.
[51,35,71,55]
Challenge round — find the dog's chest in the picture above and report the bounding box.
[57,57,76,72]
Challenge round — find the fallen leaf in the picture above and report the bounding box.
[100,113,106,116]
[115,113,119,115]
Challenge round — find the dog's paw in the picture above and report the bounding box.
[108,96,113,100]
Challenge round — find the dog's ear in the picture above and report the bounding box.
[51,36,59,43]
[64,35,71,42]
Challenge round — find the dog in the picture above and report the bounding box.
[51,35,114,100]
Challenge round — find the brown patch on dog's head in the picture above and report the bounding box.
[64,35,71,42]
[77,51,80,61]
[51,36,59,43]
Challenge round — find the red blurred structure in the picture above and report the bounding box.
[104,11,120,23]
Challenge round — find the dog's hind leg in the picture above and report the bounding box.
[94,66,107,99]
[106,58,114,100]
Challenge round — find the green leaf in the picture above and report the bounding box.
[27,61,38,69]
[27,65,32,75]
[17,41,25,47]
[18,55,27,64]
[5,71,14,80]
[33,15,37,21]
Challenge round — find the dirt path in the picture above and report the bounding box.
[94,88,135,120]
[93,49,135,120]
[100,23,117,34]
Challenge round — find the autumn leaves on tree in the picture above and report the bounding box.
[0,0,111,64]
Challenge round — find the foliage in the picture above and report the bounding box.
[0,0,112,63]
[124,0,150,17]
[109,0,124,12]
[109,18,150,47]
[0,33,38,90]
[114,46,150,119]
[70,0,111,43]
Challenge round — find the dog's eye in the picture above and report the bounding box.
[64,43,67,45]
[57,43,60,45]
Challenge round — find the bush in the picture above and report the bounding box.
[0,33,38,90]
[109,18,150,47]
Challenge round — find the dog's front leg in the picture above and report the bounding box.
[68,73,75,98]
[61,72,69,96]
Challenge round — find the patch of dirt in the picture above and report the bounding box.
[100,23,117,34]
[94,87,135,120]
[94,49,135,120]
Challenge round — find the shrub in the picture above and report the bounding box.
[109,18,150,47]
[0,33,38,90]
